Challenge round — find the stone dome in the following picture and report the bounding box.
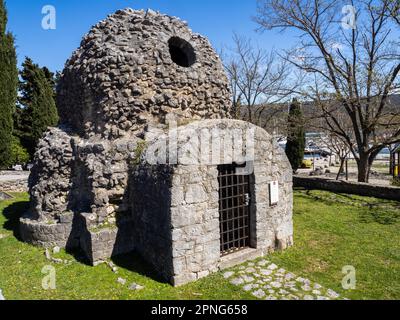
[57,8,232,139]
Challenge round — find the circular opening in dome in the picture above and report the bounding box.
[168,37,196,68]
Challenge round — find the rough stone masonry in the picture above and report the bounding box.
[19,8,293,286]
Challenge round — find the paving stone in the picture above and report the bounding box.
[129,283,144,290]
[270,281,282,289]
[267,263,278,270]
[260,269,273,276]
[242,275,255,283]
[243,284,258,291]
[257,260,269,266]
[223,271,235,279]
[284,281,296,288]
[285,273,296,280]
[327,289,340,299]
[227,261,348,301]
[252,289,266,299]
[230,277,244,286]
[314,283,322,289]
[274,276,284,282]
[301,284,312,291]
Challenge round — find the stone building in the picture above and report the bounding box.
[19,8,293,286]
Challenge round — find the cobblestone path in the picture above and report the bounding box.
[224,259,346,300]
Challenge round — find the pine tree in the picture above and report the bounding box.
[285,99,305,173]
[15,57,59,157]
[0,0,18,168]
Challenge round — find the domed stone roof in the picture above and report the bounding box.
[57,8,232,139]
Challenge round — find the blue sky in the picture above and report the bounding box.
[5,0,295,72]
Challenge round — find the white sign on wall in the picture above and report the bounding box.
[269,181,279,206]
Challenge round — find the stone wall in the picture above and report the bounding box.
[170,165,221,286]
[129,165,174,280]
[139,119,293,286]
[0,179,28,192]
[293,176,400,201]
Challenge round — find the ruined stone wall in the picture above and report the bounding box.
[28,128,74,222]
[130,165,174,280]
[0,179,28,193]
[19,9,293,286]
[21,8,233,258]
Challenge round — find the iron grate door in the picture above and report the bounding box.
[218,164,251,256]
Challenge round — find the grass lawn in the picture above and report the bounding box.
[0,190,399,300]
[269,189,400,300]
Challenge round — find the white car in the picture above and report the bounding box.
[12,165,23,171]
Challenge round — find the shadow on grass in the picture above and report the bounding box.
[2,200,30,240]
[112,252,169,284]
[294,188,400,225]
[1,200,169,284]
[358,209,400,225]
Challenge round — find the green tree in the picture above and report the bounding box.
[10,136,30,165]
[0,0,18,168]
[285,99,305,172]
[15,57,59,157]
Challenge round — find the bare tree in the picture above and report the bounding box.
[318,133,352,180]
[223,34,295,132]
[387,0,400,24]
[255,0,400,182]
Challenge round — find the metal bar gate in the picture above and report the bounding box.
[218,164,251,256]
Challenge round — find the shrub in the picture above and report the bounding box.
[10,136,30,165]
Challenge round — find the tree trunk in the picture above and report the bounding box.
[389,150,394,175]
[336,157,345,180]
[357,154,371,183]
